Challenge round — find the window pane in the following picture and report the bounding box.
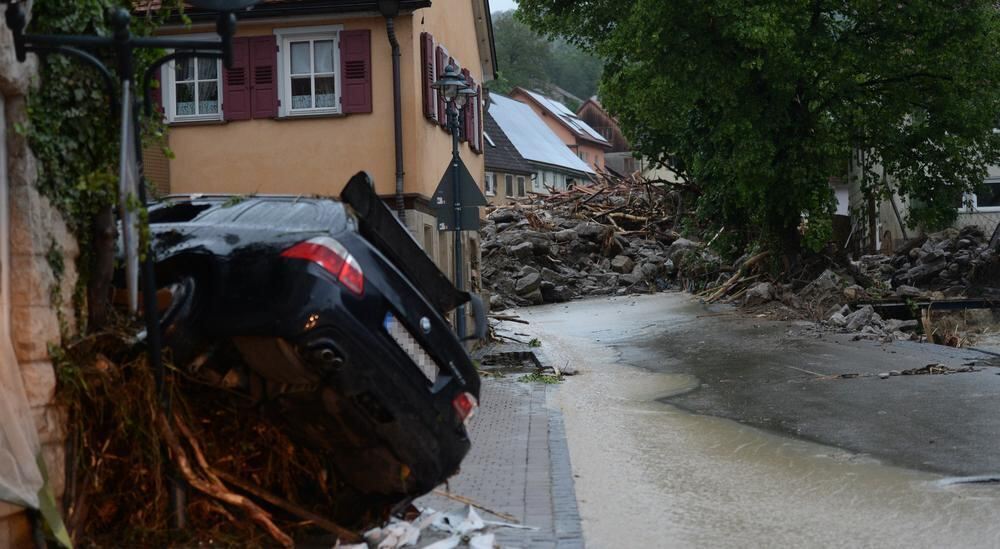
[517,177,525,196]
[198,82,219,114]
[978,181,1000,208]
[175,57,194,81]
[314,40,335,73]
[197,58,217,80]
[175,82,195,115]
[315,76,335,108]
[290,41,310,75]
[505,175,513,195]
[290,76,312,109]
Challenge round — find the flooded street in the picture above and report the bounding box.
[519,293,1000,548]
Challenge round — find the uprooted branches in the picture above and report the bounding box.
[54,331,362,546]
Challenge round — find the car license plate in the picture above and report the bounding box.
[384,313,440,384]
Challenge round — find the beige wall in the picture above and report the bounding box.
[486,170,530,205]
[167,9,485,201]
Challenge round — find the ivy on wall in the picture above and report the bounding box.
[18,0,183,330]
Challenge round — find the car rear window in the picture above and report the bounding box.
[189,199,344,232]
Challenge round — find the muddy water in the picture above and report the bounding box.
[519,294,1000,548]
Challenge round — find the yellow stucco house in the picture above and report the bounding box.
[146,0,496,282]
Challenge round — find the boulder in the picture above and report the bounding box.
[514,272,541,296]
[894,285,922,298]
[844,305,879,332]
[509,241,533,259]
[489,209,520,224]
[666,238,699,260]
[552,228,578,242]
[518,265,539,278]
[611,255,635,274]
[574,222,610,241]
[540,267,565,283]
[744,282,775,307]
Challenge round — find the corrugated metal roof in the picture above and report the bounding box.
[519,89,610,146]
[488,94,594,176]
[484,112,534,176]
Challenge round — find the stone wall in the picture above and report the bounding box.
[0,10,79,547]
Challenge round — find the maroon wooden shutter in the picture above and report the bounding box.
[469,82,481,154]
[436,46,447,126]
[151,68,165,118]
[476,84,484,153]
[223,37,251,121]
[249,35,278,119]
[460,68,471,143]
[421,32,437,121]
[340,29,372,114]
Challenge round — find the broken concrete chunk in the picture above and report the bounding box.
[894,285,922,298]
[509,241,533,259]
[611,255,635,274]
[844,305,876,332]
[514,273,542,296]
[744,282,775,307]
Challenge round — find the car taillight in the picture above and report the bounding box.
[452,392,478,424]
[281,237,364,296]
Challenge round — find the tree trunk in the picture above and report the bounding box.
[87,204,116,331]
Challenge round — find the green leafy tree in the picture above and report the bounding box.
[491,10,602,100]
[518,0,1000,257]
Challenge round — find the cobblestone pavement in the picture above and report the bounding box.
[416,377,583,548]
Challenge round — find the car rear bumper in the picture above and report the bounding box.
[219,264,476,496]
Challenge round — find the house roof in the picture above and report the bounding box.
[483,112,534,176]
[514,88,611,148]
[488,94,594,176]
[139,0,433,22]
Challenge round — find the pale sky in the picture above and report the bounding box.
[490,0,518,13]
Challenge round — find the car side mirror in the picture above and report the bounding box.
[464,294,487,342]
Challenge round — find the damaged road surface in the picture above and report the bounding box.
[521,293,1000,547]
[121,173,482,521]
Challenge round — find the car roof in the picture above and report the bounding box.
[150,194,349,232]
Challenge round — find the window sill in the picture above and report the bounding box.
[278,111,345,120]
[169,118,226,127]
[961,207,1000,214]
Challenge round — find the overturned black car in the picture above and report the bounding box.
[125,172,482,505]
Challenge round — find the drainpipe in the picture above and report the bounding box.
[380,1,406,224]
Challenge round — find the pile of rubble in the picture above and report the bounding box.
[480,180,1000,345]
[854,225,1000,298]
[480,182,720,309]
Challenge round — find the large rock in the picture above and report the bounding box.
[744,282,775,307]
[509,241,533,259]
[514,272,541,295]
[844,305,882,332]
[611,255,635,274]
[489,208,521,224]
[902,258,947,284]
[552,228,578,242]
[894,285,922,298]
[574,222,610,241]
[665,238,699,260]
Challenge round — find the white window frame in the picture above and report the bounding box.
[160,34,224,123]
[961,176,1000,213]
[275,25,344,118]
[485,171,496,196]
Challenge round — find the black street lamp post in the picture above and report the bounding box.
[1,0,258,529]
[432,63,477,340]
